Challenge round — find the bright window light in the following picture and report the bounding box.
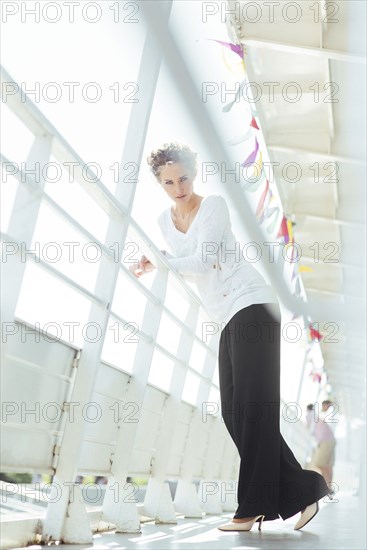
[31,200,100,293]
[182,370,200,406]
[155,311,181,356]
[15,261,92,348]
[0,103,35,165]
[44,156,110,245]
[101,316,139,374]
[148,349,175,392]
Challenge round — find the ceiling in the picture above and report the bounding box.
[225,0,366,420]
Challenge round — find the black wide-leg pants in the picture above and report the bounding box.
[218,302,330,521]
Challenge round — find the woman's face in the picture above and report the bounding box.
[158,162,196,204]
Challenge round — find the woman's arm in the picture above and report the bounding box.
[129,250,172,277]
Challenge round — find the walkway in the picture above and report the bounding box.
[19,490,365,550]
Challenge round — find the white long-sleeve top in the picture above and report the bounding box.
[157,194,279,327]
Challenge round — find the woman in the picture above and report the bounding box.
[130,142,331,531]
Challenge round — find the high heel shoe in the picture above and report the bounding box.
[218,514,265,531]
[294,501,319,530]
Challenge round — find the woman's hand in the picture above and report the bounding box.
[129,255,156,278]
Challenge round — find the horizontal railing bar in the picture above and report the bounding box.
[1,230,107,308]
[80,437,116,447]
[0,467,55,476]
[1,422,63,437]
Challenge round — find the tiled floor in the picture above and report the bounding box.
[21,490,365,550]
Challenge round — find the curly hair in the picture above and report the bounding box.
[146,142,198,181]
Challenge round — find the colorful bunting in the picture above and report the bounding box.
[208,35,328,390]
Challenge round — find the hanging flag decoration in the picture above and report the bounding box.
[204,39,245,59]
[241,136,259,167]
[309,323,323,342]
[255,179,270,219]
[311,371,322,383]
[284,218,297,262]
[220,45,246,77]
[250,115,259,130]
[253,151,263,179]
[277,214,290,243]
[287,218,294,242]
[256,185,280,225]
